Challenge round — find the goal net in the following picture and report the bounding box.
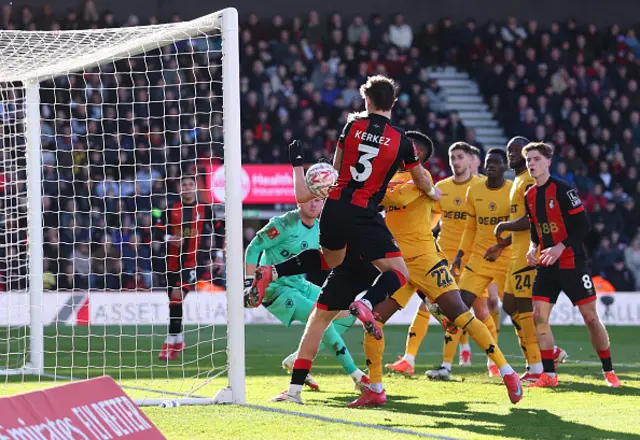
[0,8,245,406]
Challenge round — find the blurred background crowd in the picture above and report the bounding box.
[1,1,639,292]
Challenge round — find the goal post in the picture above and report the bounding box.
[0,8,244,405]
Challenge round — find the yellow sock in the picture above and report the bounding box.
[459,331,469,345]
[511,312,529,363]
[483,315,498,342]
[442,329,462,364]
[364,322,385,384]
[519,311,541,364]
[456,312,508,369]
[490,309,501,343]
[406,310,430,357]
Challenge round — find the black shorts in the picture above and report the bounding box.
[532,264,597,306]
[316,261,380,311]
[319,198,400,262]
[166,268,197,295]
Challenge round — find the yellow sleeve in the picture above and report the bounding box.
[458,186,476,256]
[381,181,423,207]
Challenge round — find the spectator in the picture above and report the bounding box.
[500,17,527,43]
[347,15,369,44]
[388,13,413,50]
[605,256,636,292]
[624,237,640,290]
[426,79,447,114]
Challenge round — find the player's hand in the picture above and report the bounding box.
[288,140,305,167]
[484,243,505,262]
[243,276,262,308]
[450,255,462,277]
[494,222,508,245]
[427,186,443,201]
[540,243,565,266]
[526,247,538,266]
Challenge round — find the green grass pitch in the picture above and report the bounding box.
[1,325,639,439]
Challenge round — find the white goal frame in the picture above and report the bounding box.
[0,8,245,405]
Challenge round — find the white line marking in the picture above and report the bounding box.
[243,403,461,440]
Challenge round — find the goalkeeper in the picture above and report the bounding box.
[244,198,369,392]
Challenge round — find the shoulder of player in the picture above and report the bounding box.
[551,177,581,203]
[278,210,303,227]
[551,176,576,192]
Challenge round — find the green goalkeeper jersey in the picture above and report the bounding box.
[245,210,319,294]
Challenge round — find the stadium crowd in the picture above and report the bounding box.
[0,3,639,291]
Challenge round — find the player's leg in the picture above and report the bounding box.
[384,283,420,378]
[577,301,620,387]
[528,268,561,388]
[160,269,195,360]
[417,265,522,404]
[295,284,367,385]
[350,217,409,340]
[512,267,544,380]
[485,275,507,376]
[403,301,431,370]
[263,286,321,391]
[503,291,526,362]
[487,282,501,342]
[568,269,621,387]
[458,330,471,367]
[428,268,482,380]
[351,292,407,407]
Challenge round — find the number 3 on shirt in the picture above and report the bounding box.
[351,144,379,182]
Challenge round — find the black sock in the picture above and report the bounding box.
[169,304,183,335]
[290,359,312,386]
[598,349,613,372]
[541,349,556,373]
[362,270,407,308]
[275,249,327,277]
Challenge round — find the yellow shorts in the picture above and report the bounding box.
[391,253,459,308]
[504,264,536,299]
[458,266,506,300]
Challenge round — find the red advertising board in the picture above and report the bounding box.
[0,376,165,439]
[207,164,296,204]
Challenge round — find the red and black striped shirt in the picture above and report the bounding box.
[524,176,590,269]
[154,201,223,271]
[328,113,420,212]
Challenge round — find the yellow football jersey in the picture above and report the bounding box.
[459,179,513,276]
[432,175,484,259]
[382,170,436,259]
[510,170,536,270]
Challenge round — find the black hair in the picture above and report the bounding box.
[507,136,530,149]
[406,131,433,162]
[486,147,507,163]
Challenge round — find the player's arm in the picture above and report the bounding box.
[289,140,316,203]
[524,195,540,266]
[496,214,529,235]
[152,206,181,246]
[541,185,589,266]
[381,179,422,207]
[245,217,290,275]
[401,137,441,201]
[451,187,476,275]
[430,185,443,228]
